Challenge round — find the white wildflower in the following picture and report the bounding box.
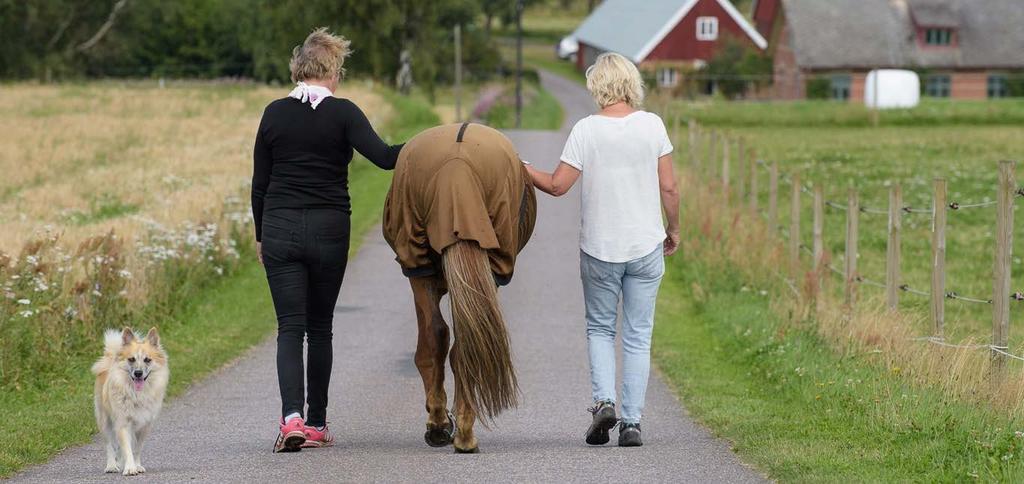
[19,309,33,318]
[118,269,132,279]
[25,255,39,266]
[17,298,30,305]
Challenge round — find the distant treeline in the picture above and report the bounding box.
[0,0,567,91]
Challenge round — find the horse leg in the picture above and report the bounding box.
[451,347,480,453]
[410,276,453,447]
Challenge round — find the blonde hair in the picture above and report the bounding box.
[289,27,352,83]
[585,52,645,108]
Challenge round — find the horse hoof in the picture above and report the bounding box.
[454,446,480,454]
[424,427,454,447]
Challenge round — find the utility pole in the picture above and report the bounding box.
[515,0,524,129]
[454,24,463,122]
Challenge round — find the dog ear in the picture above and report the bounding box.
[122,327,136,345]
[146,327,160,347]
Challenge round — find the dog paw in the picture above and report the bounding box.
[122,465,143,476]
[103,465,121,473]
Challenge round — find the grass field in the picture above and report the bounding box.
[664,98,1024,349]
[651,98,1024,479]
[0,81,439,478]
[655,245,1024,481]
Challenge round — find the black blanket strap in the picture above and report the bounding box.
[456,122,470,143]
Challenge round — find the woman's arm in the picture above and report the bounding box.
[344,100,404,169]
[252,118,272,263]
[658,154,681,256]
[525,161,580,197]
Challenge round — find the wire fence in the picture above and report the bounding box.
[676,117,1024,370]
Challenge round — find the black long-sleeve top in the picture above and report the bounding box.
[251,96,403,241]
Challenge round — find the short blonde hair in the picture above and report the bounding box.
[289,27,352,83]
[585,52,645,108]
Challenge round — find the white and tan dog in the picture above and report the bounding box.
[92,327,169,476]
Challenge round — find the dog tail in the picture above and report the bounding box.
[442,240,519,425]
[91,329,123,375]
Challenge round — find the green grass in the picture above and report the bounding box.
[673,98,1024,127]
[63,193,140,225]
[661,99,1024,350]
[655,253,1024,481]
[499,40,586,86]
[484,80,564,130]
[0,86,439,479]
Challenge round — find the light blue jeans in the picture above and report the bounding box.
[580,245,664,424]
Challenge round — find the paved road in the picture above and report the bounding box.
[13,70,764,483]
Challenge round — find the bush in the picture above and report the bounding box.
[806,78,830,99]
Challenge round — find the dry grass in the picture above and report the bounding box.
[0,80,391,385]
[0,80,390,255]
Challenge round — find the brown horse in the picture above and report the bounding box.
[383,122,536,453]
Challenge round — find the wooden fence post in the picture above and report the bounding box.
[931,178,947,337]
[749,155,759,213]
[992,161,1016,371]
[688,119,698,167]
[736,139,746,203]
[886,184,902,311]
[672,107,680,146]
[769,161,779,232]
[845,189,859,306]
[813,184,825,311]
[722,136,730,201]
[708,129,717,181]
[789,172,801,280]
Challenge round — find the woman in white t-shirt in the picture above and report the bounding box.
[523,52,680,448]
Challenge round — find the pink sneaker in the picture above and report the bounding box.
[273,417,306,453]
[301,424,335,448]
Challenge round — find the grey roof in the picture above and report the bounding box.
[908,1,959,27]
[572,0,687,62]
[781,0,1024,69]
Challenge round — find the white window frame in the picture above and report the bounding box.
[696,16,718,41]
[657,67,677,88]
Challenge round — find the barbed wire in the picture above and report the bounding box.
[908,337,1024,362]
[991,346,1024,362]
[856,276,887,288]
[898,284,930,297]
[949,200,997,210]
[945,292,992,305]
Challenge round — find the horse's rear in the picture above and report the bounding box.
[383,123,536,453]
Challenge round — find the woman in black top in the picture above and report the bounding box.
[253,27,403,453]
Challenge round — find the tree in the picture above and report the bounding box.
[0,0,133,79]
[704,35,772,99]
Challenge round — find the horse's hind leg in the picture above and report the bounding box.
[410,276,453,447]
[451,349,479,453]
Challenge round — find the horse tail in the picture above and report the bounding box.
[442,240,519,423]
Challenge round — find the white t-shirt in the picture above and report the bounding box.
[560,111,673,263]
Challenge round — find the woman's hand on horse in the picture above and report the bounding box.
[664,229,680,256]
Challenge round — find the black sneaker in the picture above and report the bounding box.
[618,422,642,447]
[585,401,618,445]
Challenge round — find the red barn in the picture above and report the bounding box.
[572,0,767,90]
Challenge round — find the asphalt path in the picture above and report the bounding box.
[12,69,765,483]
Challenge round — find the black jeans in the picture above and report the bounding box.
[261,208,350,427]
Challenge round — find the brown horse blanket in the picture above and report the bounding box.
[383,123,536,285]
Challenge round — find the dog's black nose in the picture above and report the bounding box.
[133,370,144,378]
